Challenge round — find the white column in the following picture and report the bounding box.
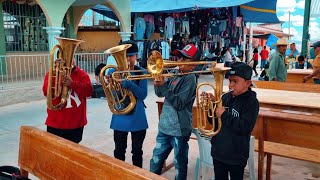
[118,32,133,42]
[243,25,247,62]
[43,26,65,51]
[249,23,253,62]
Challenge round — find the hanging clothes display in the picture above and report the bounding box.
[130,7,245,61]
[144,14,155,39]
[134,17,146,40]
[164,16,175,39]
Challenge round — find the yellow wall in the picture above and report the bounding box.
[76,31,122,53]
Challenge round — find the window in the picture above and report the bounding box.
[3,1,48,52]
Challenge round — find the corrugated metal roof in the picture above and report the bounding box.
[311,0,320,17]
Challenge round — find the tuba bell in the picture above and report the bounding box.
[196,62,230,137]
[46,37,84,110]
[99,44,137,115]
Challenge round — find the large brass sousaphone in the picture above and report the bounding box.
[196,62,230,137]
[99,44,137,115]
[46,37,84,110]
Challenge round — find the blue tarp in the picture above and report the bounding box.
[240,0,280,23]
[90,0,279,24]
[266,33,279,49]
[130,0,253,13]
[91,5,119,21]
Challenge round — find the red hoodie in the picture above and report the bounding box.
[42,66,93,129]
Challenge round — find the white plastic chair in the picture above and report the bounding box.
[193,128,256,180]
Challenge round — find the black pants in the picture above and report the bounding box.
[213,159,245,180]
[114,129,146,168]
[47,126,84,143]
[252,60,258,76]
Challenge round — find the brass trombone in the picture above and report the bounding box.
[196,63,230,137]
[111,50,215,81]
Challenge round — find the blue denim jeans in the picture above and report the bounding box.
[314,79,320,84]
[150,131,190,180]
[260,59,267,70]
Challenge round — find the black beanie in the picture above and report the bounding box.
[119,40,138,56]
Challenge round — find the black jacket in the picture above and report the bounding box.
[211,89,259,166]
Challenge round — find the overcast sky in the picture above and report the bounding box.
[276,0,319,51]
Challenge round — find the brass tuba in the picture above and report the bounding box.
[99,44,137,115]
[196,62,230,137]
[46,37,84,110]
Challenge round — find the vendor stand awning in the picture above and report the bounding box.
[240,0,280,23]
[130,0,253,12]
[90,0,280,24]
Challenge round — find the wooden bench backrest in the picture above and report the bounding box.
[18,126,166,180]
[253,80,320,93]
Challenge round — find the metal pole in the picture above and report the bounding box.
[249,22,253,62]
[288,11,291,40]
[243,24,247,62]
[301,0,311,56]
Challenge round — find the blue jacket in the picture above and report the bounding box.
[110,67,148,131]
[134,17,146,41]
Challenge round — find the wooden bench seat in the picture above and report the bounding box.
[252,80,320,93]
[254,140,320,164]
[18,126,166,180]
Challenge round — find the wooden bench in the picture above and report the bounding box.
[252,109,320,180]
[18,126,166,180]
[254,141,320,164]
[253,80,320,93]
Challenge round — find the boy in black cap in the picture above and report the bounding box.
[295,55,312,69]
[150,44,200,180]
[203,62,259,180]
[106,40,148,168]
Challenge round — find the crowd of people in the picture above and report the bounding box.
[42,38,320,180]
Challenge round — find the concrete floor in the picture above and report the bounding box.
[0,75,320,180]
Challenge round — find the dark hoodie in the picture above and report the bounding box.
[211,89,259,166]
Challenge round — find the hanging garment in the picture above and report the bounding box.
[161,41,170,59]
[134,17,146,40]
[181,16,190,35]
[165,16,175,39]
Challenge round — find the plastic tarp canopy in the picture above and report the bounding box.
[266,33,279,49]
[130,0,253,12]
[240,0,280,23]
[91,5,119,21]
[311,0,320,18]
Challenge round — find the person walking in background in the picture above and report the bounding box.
[224,47,233,78]
[269,39,288,82]
[304,41,320,84]
[42,58,93,143]
[94,62,106,85]
[260,46,269,70]
[248,48,259,77]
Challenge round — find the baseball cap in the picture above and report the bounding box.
[173,44,200,61]
[312,41,320,48]
[119,40,138,56]
[229,62,252,80]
